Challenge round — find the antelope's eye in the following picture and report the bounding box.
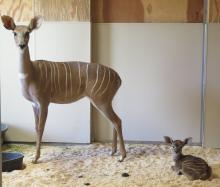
[13,32,17,36]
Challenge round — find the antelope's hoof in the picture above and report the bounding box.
[32,159,38,164]
[111,150,117,156]
[118,154,126,162]
[32,156,39,164]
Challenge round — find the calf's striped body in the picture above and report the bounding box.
[1,15,126,163]
[164,136,212,181]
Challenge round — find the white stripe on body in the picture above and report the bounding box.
[38,63,43,89]
[49,62,53,94]
[91,66,100,96]
[100,68,111,95]
[51,63,57,93]
[55,63,61,93]
[62,63,68,98]
[112,71,119,87]
[85,63,89,89]
[93,66,106,96]
[67,63,73,97]
[42,61,48,80]
[42,61,48,92]
[112,71,116,84]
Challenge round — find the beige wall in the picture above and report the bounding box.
[205,24,220,147]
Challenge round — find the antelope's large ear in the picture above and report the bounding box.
[28,16,43,32]
[183,137,192,145]
[1,15,16,30]
[164,136,173,144]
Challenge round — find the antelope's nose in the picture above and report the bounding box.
[19,44,26,49]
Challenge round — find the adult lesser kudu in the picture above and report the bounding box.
[1,15,126,163]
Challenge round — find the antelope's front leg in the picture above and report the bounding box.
[32,103,49,164]
[32,104,39,131]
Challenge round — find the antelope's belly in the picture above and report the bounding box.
[49,93,85,104]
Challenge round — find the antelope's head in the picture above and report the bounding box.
[164,136,192,154]
[1,15,43,52]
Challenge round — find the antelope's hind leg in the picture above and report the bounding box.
[111,128,117,156]
[92,101,126,161]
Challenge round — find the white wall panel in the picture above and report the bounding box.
[93,23,203,142]
[205,24,220,148]
[0,22,91,143]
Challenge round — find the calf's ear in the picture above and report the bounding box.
[183,137,192,145]
[164,136,173,144]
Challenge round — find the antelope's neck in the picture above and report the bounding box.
[18,47,33,80]
[172,152,183,161]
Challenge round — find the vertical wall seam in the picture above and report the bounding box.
[201,0,209,146]
[89,0,93,143]
[34,0,37,61]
